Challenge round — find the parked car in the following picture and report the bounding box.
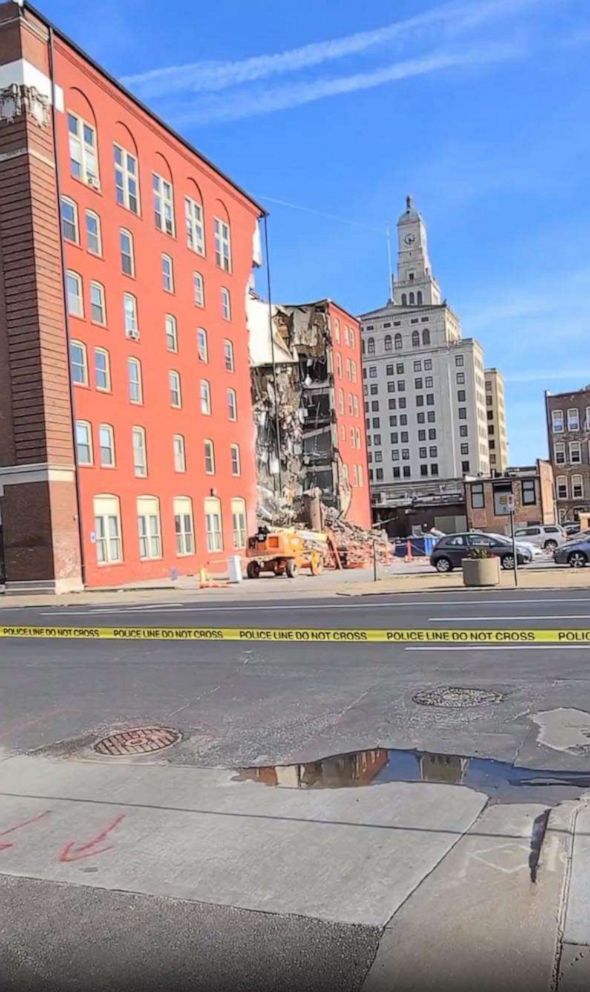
[486,532,543,559]
[430,532,532,573]
[513,524,566,551]
[564,523,581,537]
[553,538,590,568]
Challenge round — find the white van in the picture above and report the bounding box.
[513,524,566,550]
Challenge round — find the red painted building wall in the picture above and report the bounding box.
[328,302,371,529]
[51,35,262,586]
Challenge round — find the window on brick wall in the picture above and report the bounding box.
[68,113,99,186]
[114,144,139,213]
[152,173,175,235]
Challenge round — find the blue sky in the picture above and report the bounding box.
[44,0,590,465]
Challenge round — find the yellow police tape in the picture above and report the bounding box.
[1,625,590,643]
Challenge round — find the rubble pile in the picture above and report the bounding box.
[322,508,393,569]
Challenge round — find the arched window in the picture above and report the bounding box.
[384,334,392,352]
[412,330,420,347]
[409,292,415,305]
[417,290,423,305]
[401,294,407,306]
[394,333,403,350]
[422,328,430,346]
[367,337,375,354]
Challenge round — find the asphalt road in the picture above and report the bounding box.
[1,587,590,991]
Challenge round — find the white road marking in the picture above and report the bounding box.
[429,615,590,621]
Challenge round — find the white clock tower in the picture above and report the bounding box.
[392,195,441,306]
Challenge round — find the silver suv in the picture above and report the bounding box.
[513,524,566,550]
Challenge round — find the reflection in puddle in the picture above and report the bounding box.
[236,747,590,804]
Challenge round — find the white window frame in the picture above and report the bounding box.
[572,475,584,499]
[70,340,88,386]
[162,253,174,293]
[197,328,208,363]
[204,439,215,475]
[75,420,92,465]
[227,388,237,421]
[231,498,247,549]
[567,408,580,431]
[123,293,139,337]
[230,443,241,476]
[132,426,147,477]
[61,197,79,243]
[85,210,102,255]
[556,475,568,500]
[552,409,564,433]
[99,423,115,467]
[90,281,106,325]
[94,495,122,565]
[214,217,231,272]
[185,196,204,254]
[67,112,99,186]
[66,271,83,317]
[224,339,234,372]
[128,358,142,404]
[194,272,205,307]
[569,441,582,464]
[152,173,175,235]
[120,229,135,276]
[165,314,178,352]
[94,347,110,391]
[221,287,231,320]
[174,497,195,556]
[114,143,140,214]
[205,497,223,552]
[137,496,162,560]
[173,434,186,473]
[169,370,182,408]
[200,379,211,415]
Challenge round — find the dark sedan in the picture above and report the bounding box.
[430,532,532,573]
[554,538,590,568]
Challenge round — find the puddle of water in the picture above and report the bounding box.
[235,747,590,805]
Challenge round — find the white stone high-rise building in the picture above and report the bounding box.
[360,197,490,495]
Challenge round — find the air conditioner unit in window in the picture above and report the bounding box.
[126,328,140,341]
[87,175,99,189]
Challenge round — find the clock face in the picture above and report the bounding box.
[404,233,416,246]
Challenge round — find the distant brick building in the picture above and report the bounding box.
[0,1,262,591]
[465,461,555,534]
[545,387,590,524]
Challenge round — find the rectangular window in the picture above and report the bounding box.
[417,412,425,424]
[137,498,162,560]
[457,389,466,402]
[70,341,87,385]
[471,483,484,508]
[552,410,564,433]
[75,420,92,465]
[458,407,467,420]
[174,498,195,556]
[123,293,139,337]
[120,229,134,276]
[67,113,98,185]
[169,370,182,407]
[572,475,584,499]
[372,418,380,428]
[173,434,186,472]
[455,355,464,367]
[374,452,382,463]
[204,439,215,474]
[396,364,404,375]
[460,443,469,455]
[377,469,385,480]
[90,281,106,324]
[554,442,566,465]
[389,416,397,427]
[386,364,394,375]
[427,411,435,423]
[85,211,101,255]
[227,388,237,421]
[402,450,410,461]
[162,254,174,293]
[94,348,110,391]
[456,372,465,384]
[425,377,433,388]
[224,339,235,372]
[185,197,204,254]
[165,315,178,352]
[398,381,405,392]
[522,479,537,505]
[428,429,436,440]
[419,446,427,458]
[430,464,439,476]
[426,394,434,406]
[132,427,147,477]
[200,379,211,415]
[128,358,142,404]
[152,173,175,235]
[567,408,580,431]
[462,460,471,472]
[197,328,208,363]
[221,287,231,320]
[99,424,115,467]
[66,271,83,317]
[424,360,432,370]
[194,272,205,308]
[231,498,247,549]
[94,496,122,565]
[420,465,428,477]
[214,217,231,271]
[205,498,223,552]
[114,144,139,213]
[371,384,379,396]
[413,361,422,372]
[231,443,241,476]
[61,197,78,242]
[416,396,424,407]
[369,367,377,379]
[570,442,582,464]
[399,398,407,410]
[556,476,568,500]
[387,382,395,393]
[414,378,423,389]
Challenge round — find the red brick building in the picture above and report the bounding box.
[0,1,262,591]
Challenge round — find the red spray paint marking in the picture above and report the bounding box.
[58,813,126,863]
[0,810,51,851]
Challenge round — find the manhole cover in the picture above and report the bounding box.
[413,687,504,708]
[94,727,181,756]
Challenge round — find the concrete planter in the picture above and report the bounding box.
[462,557,500,587]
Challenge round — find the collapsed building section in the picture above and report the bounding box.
[248,295,371,529]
